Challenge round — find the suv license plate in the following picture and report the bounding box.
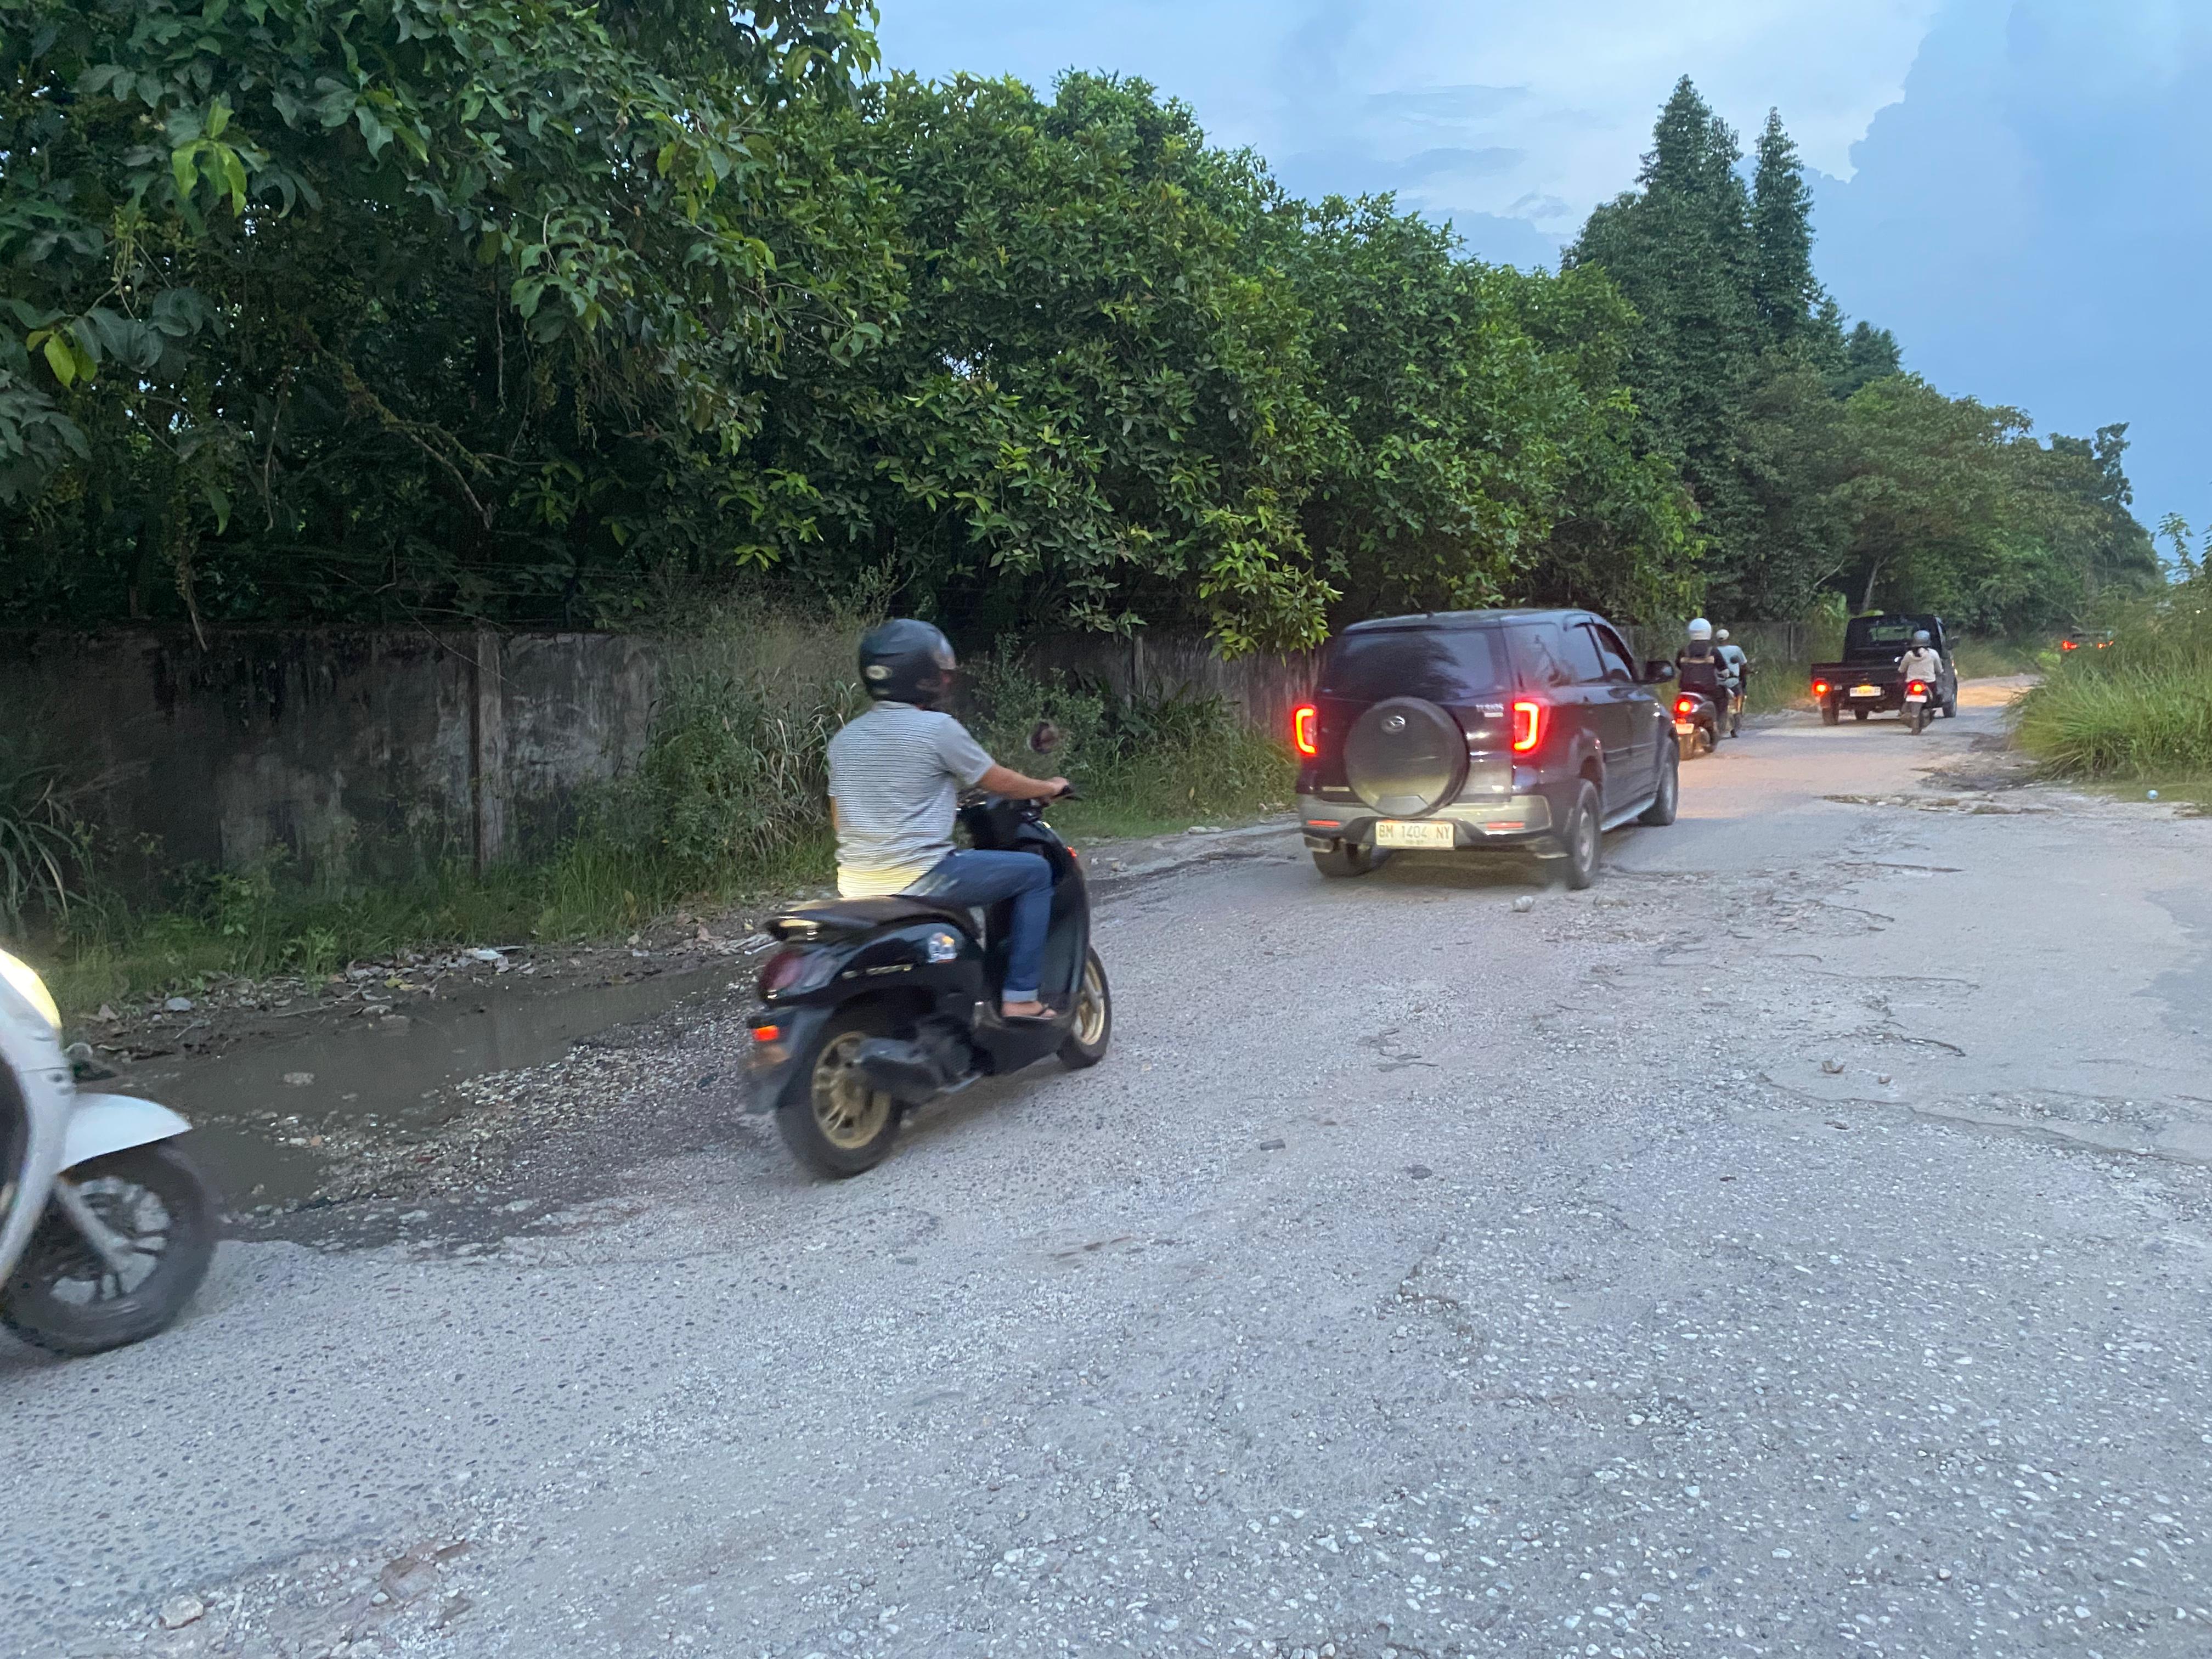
[1851,684,1882,697]
[1374,820,1455,849]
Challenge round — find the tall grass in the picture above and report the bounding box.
[2016,584,2212,778]
[0,745,88,936]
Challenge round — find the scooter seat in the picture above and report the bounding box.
[769,895,979,939]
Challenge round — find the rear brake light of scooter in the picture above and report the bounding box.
[1510,699,1545,753]
[758,947,827,1001]
[1292,703,1318,758]
[1908,681,1929,696]
[1675,697,1696,717]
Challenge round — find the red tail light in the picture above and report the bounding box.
[1510,699,1545,753]
[758,947,817,1000]
[1675,697,1696,716]
[1812,680,1829,697]
[1908,680,1929,696]
[1292,703,1318,758]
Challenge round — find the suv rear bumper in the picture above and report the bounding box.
[1299,791,1556,851]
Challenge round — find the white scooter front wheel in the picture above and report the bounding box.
[3,1142,217,1356]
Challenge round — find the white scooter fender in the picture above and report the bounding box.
[64,1093,194,1171]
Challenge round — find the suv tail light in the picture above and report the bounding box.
[1510,698,1545,753]
[1291,703,1318,758]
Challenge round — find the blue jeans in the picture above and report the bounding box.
[908,849,1054,1003]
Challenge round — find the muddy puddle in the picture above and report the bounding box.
[109,967,714,1210]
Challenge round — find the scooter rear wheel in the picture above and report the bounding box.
[776,1010,902,1178]
[1058,949,1113,1070]
[2,1143,217,1356]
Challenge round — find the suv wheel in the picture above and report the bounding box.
[1312,841,1383,879]
[1557,780,1601,890]
[1639,743,1679,826]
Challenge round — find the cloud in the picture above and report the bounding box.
[1399,146,1525,182]
[1362,84,1533,125]
[1815,0,2212,527]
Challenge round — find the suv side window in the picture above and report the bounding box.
[1510,623,1575,689]
[1559,623,1608,685]
[1585,623,1637,683]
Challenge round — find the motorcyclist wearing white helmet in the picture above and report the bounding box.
[1714,627,1748,695]
[1675,617,1729,701]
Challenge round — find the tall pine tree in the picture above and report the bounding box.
[1566,78,1763,604]
[1751,109,1819,348]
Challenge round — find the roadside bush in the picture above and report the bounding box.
[0,743,87,936]
[961,650,1294,838]
[2016,584,2212,777]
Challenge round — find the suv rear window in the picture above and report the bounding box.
[1318,628,1506,704]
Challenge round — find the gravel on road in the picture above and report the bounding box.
[8,685,2211,1659]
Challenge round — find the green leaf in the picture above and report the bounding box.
[40,333,76,388]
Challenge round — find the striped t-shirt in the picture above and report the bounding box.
[826,703,995,896]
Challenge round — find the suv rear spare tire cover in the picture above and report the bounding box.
[1344,697,1469,817]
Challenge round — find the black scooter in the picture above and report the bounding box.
[743,730,1111,1177]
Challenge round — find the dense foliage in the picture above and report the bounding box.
[1,11,2160,648]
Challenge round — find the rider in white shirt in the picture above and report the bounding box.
[1897,629,1944,688]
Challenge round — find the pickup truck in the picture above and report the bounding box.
[1809,613,1959,725]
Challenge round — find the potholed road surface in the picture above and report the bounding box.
[10,682,2211,1659]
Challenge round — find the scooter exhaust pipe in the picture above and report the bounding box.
[852,1038,960,1105]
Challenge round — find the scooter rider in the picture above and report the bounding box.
[1714,627,1748,700]
[827,619,1069,1022]
[1898,629,1943,688]
[1675,617,1729,700]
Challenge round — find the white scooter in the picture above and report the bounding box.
[2,950,217,1355]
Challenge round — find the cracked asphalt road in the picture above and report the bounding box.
[9,680,2212,1659]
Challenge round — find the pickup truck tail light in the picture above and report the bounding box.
[1812,680,1830,697]
[1510,699,1546,753]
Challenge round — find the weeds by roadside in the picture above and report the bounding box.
[2016,579,2212,781]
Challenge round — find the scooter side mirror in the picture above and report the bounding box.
[1643,661,1677,684]
[1029,720,1061,754]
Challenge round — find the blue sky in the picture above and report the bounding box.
[874,0,2209,549]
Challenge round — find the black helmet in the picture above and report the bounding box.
[858,618,957,707]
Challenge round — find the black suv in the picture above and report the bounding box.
[1293,608,1679,888]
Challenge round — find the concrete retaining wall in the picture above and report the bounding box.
[0,630,659,890]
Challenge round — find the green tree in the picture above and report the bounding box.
[0,0,887,628]
[1750,109,1819,348]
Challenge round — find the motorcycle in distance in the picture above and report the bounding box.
[1670,687,1723,760]
[1,950,219,1355]
[744,723,1111,1177]
[1903,678,1934,735]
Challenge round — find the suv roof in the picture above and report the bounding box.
[1339,607,1588,636]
